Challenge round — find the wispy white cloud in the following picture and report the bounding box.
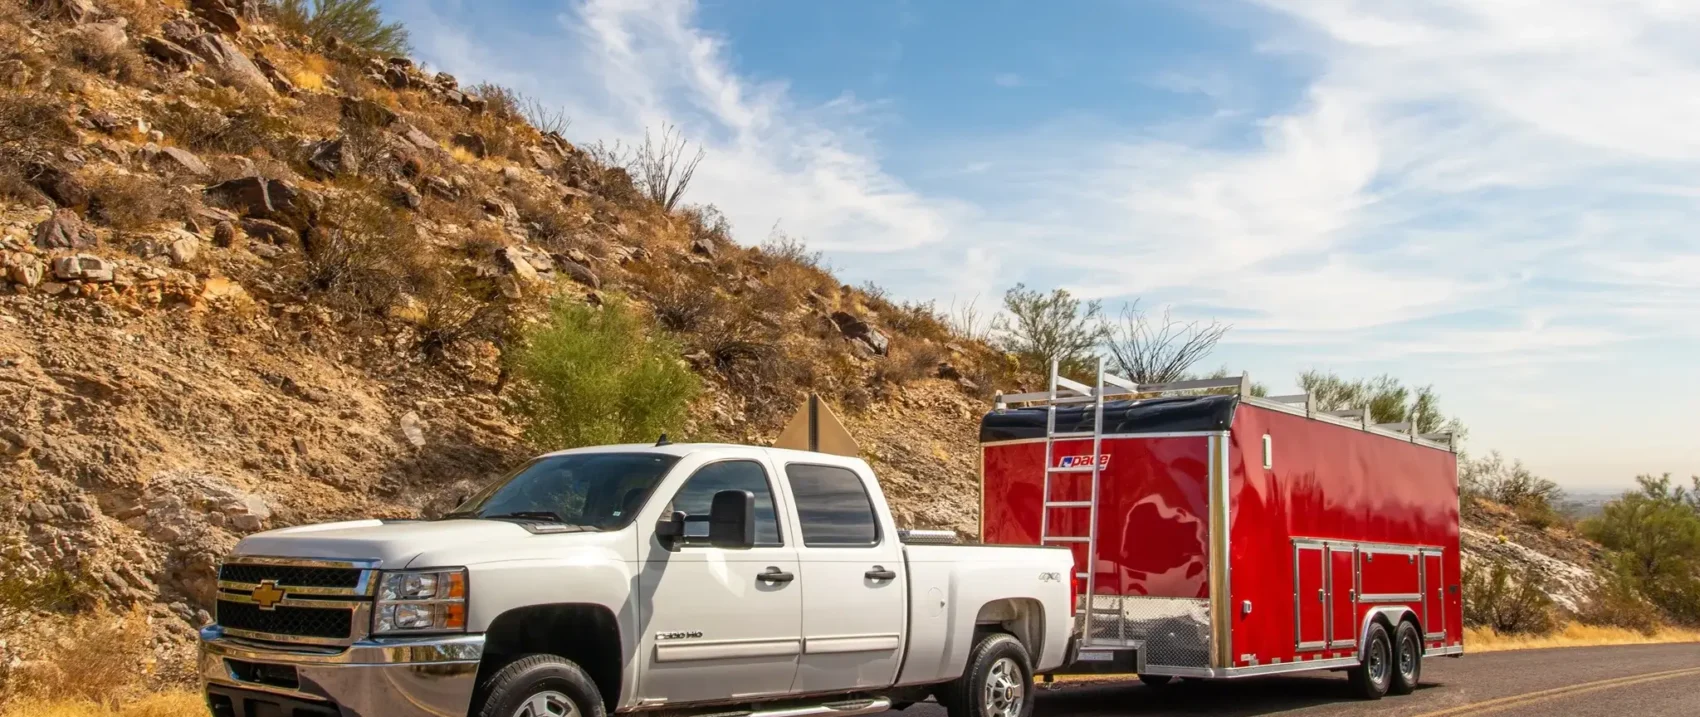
[392,0,970,262]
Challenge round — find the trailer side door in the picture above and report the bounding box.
[1293,543,1326,651]
[1328,545,1358,649]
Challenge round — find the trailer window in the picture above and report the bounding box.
[786,464,879,547]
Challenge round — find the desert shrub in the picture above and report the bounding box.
[1463,452,1565,524]
[648,275,714,333]
[272,0,409,55]
[1462,556,1557,635]
[288,194,432,316]
[0,92,73,200]
[876,337,944,386]
[994,283,1106,376]
[882,299,953,344]
[87,172,181,230]
[1583,474,1700,624]
[4,606,157,706]
[758,227,818,267]
[0,546,93,633]
[412,277,504,361]
[1576,557,1663,635]
[513,192,579,251]
[67,24,150,84]
[507,298,699,450]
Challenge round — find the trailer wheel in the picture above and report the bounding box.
[475,654,606,717]
[1137,674,1173,687]
[944,633,1033,717]
[1347,622,1393,700]
[1389,621,1423,696]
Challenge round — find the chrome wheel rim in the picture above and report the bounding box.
[982,657,1025,717]
[1399,635,1417,679]
[515,691,578,717]
[1368,638,1389,684]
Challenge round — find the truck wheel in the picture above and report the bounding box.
[1389,621,1423,695]
[1347,622,1393,700]
[476,654,606,717]
[944,633,1033,717]
[1137,674,1173,687]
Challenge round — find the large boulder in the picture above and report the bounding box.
[52,254,115,283]
[33,209,98,250]
[142,36,199,70]
[151,146,211,178]
[306,138,347,179]
[24,162,88,209]
[204,177,320,229]
[186,33,273,94]
[831,311,891,356]
[189,0,243,34]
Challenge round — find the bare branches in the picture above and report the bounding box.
[520,95,571,136]
[947,295,991,343]
[1102,302,1229,385]
[635,123,706,211]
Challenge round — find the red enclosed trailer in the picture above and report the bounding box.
[981,364,1462,697]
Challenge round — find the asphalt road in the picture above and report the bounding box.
[906,643,1700,716]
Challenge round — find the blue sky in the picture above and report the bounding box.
[384,0,1700,490]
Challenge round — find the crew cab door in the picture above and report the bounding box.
[783,462,907,693]
[638,458,801,704]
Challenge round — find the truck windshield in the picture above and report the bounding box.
[445,453,681,529]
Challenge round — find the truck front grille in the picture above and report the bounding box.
[219,563,363,590]
[214,558,376,645]
[215,600,355,640]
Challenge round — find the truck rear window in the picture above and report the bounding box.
[786,464,879,547]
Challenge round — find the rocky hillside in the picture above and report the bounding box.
[0,0,1621,697]
[0,0,1008,687]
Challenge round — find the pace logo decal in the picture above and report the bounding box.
[1057,454,1110,469]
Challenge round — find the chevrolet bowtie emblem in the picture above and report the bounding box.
[252,580,286,610]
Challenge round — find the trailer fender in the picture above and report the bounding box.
[1357,606,1417,660]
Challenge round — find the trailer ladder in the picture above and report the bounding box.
[1032,357,1147,649]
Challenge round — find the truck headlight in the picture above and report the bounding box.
[374,569,467,634]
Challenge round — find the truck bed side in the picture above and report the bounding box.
[895,544,1073,686]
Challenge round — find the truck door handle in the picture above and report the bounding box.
[759,567,794,584]
[865,566,897,581]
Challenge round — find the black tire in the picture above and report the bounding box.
[1389,621,1423,696]
[476,654,606,717]
[1347,622,1393,700]
[1137,674,1174,687]
[944,633,1034,717]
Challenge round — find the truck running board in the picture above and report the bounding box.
[690,697,893,717]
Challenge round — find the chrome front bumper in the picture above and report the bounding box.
[199,625,484,717]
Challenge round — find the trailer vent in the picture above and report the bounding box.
[1262,434,1274,469]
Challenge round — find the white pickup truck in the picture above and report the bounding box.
[200,443,1074,717]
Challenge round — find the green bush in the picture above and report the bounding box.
[1576,556,1663,635]
[1462,556,1557,635]
[507,299,699,451]
[272,0,409,55]
[1583,474,1700,625]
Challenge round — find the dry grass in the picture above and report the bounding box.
[1464,623,1700,653]
[2,607,161,708]
[1,692,207,717]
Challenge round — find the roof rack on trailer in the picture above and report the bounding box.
[993,366,1457,454]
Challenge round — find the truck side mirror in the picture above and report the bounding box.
[655,511,686,549]
[709,490,756,549]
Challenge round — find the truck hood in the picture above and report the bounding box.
[233,519,549,567]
